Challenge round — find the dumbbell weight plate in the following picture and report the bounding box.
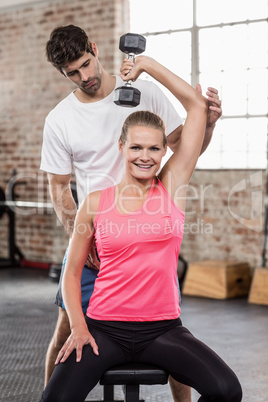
[114,86,141,107]
[119,33,146,55]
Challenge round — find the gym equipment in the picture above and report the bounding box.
[0,187,5,219]
[183,259,251,299]
[0,173,78,271]
[114,33,146,107]
[0,170,53,268]
[0,183,53,268]
[91,362,168,402]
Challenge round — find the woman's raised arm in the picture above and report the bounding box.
[122,56,208,210]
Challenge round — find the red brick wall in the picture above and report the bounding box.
[0,0,128,263]
[0,0,265,269]
[181,170,264,268]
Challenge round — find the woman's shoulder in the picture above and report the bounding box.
[88,189,103,203]
[79,190,103,217]
[82,187,115,215]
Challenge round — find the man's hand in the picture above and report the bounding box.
[196,84,222,154]
[196,84,222,128]
[55,325,99,364]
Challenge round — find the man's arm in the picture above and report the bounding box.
[47,172,77,238]
[47,172,100,269]
[166,125,183,153]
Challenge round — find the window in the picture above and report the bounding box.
[129,0,268,169]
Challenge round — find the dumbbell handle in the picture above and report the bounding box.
[125,53,135,85]
[127,53,135,63]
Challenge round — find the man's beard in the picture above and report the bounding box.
[81,76,101,94]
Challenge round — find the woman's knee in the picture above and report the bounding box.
[40,390,75,402]
[40,386,66,402]
[211,373,242,402]
[199,383,242,402]
[226,377,243,402]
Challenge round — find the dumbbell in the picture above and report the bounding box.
[114,33,146,107]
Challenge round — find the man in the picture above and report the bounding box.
[40,24,222,401]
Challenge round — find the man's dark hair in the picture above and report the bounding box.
[46,25,95,73]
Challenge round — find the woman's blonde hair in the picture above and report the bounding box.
[120,111,167,146]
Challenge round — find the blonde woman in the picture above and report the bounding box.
[41,57,242,402]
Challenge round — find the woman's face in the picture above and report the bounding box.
[119,125,167,180]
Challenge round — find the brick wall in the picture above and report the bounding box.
[0,0,265,269]
[181,170,264,268]
[0,0,128,264]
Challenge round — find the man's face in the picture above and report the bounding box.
[61,50,102,95]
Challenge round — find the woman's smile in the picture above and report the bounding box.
[134,163,154,170]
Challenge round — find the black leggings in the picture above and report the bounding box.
[40,318,242,402]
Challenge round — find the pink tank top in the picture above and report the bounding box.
[86,179,185,321]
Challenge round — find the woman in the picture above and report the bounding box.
[41,57,242,402]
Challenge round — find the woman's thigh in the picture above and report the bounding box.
[40,326,127,402]
[139,324,242,402]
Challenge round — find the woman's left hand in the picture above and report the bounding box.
[55,325,99,364]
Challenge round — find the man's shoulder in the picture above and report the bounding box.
[46,92,74,121]
[134,78,155,91]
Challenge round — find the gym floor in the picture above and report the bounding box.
[0,267,267,402]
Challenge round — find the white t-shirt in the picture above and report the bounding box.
[40,76,183,205]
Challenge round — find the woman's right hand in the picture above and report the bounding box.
[55,324,99,364]
[120,55,150,82]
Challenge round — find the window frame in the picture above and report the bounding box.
[129,0,268,170]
